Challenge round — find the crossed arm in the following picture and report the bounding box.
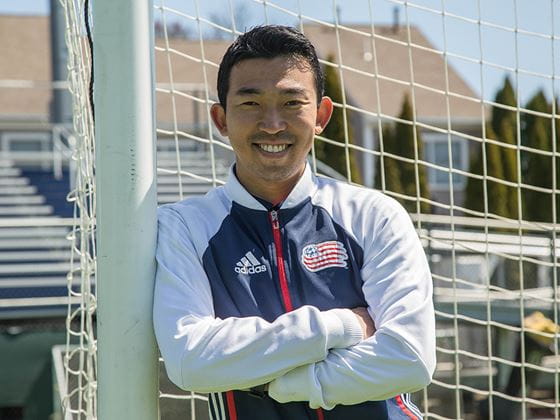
[153,206,436,409]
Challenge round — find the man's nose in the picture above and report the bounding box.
[258,108,287,134]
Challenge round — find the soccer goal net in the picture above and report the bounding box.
[60,0,560,419]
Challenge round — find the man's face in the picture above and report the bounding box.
[211,56,332,195]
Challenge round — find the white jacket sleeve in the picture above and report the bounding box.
[268,198,436,409]
[153,206,364,393]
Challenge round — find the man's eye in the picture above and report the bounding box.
[285,100,303,107]
[241,101,258,106]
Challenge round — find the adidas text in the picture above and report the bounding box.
[235,251,267,275]
[235,265,267,274]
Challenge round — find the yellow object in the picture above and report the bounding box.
[524,311,560,347]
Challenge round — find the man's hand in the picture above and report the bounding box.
[351,307,376,339]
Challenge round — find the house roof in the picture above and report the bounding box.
[302,24,482,123]
[0,15,482,127]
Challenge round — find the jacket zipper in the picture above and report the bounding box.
[269,209,294,312]
[270,209,323,420]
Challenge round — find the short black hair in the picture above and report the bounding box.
[217,25,324,109]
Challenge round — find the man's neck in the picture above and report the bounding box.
[235,166,304,206]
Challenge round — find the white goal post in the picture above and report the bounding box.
[93,0,159,418]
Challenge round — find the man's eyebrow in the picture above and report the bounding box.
[281,88,309,98]
[235,87,261,96]
[233,87,309,96]
[281,88,308,96]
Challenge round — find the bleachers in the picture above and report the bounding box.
[0,222,73,318]
[0,141,231,319]
[0,156,74,318]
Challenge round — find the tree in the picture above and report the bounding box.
[374,95,430,213]
[491,77,517,137]
[394,95,430,213]
[491,77,520,219]
[464,123,509,218]
[501,88,560,223]
[464,77,519,219]
[374,125,404,195]
[316,55,362,184]
[523,91,553,222]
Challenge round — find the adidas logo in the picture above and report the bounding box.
[235,251,267,275]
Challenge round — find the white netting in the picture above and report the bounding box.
[62,0,560,418]
[60,0,97,418]
[155,1,560,419]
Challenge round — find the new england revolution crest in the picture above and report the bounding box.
[301,241,348,272]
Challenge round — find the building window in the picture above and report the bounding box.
[423,133,468,190]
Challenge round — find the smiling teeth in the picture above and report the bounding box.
[259,144,288,153]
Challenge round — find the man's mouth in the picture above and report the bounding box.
[257,144,290,153]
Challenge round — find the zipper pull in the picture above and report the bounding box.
[270,210,280,229]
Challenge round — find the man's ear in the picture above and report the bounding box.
[315,96,333,135]
[210,103,228,136]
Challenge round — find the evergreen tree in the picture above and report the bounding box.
[491,77,520,218]
[491,77,517,137]
[464,123,509,218]
[374,95,430,213]
[523,91,553,222]
[464,77,519,218]
[374,125,404,195]
[317,55,362,184]
[523,91,549,143]
[395,95,430,213]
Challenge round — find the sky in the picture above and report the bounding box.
[2,0,558,104]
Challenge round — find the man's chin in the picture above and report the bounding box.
[252,164,305,183]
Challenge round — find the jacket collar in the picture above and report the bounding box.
[223,162,317,210]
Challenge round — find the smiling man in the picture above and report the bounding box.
[211,54,332,204]
[154,25,435,419]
